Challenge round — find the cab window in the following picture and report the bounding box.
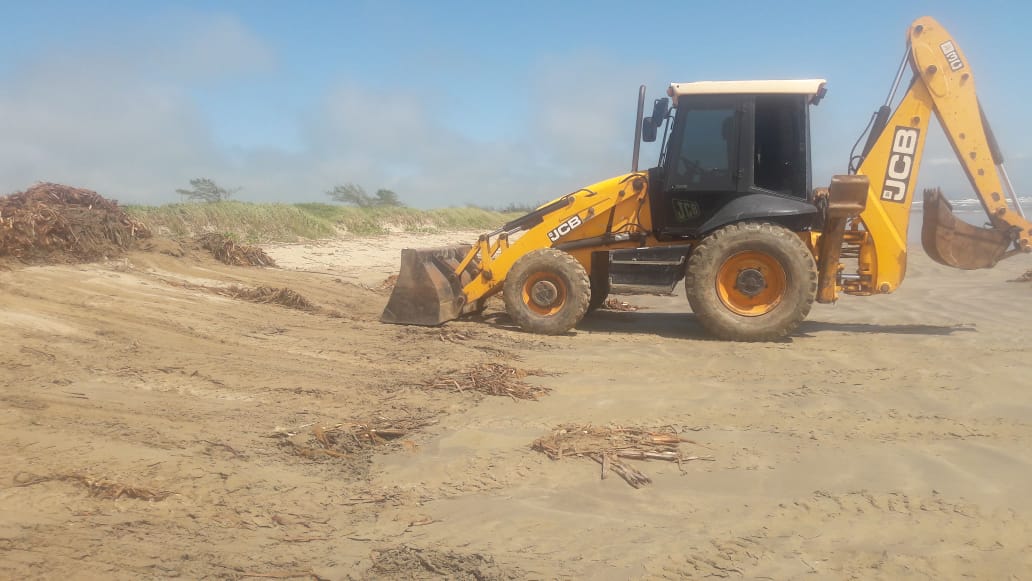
[753,95,807,197]
[666,104,739,192]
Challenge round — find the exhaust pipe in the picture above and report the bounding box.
[631,84,646,172]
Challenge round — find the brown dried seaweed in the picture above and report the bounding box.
[532,424,714,488]
[426,363,552,400]
[197,232,275,267]
[0,182,150,263]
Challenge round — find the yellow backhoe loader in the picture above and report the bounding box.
[382,16,1031,341]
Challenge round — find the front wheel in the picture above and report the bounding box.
[503,249,591,335]
[685,222,816,341]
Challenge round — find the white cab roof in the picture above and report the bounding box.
[667,79,827,104]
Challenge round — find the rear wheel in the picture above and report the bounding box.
[685,222,816,341]
[504,249,590,335]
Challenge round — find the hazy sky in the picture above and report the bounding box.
[1,0,1028,207]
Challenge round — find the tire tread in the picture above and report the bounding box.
[685,222,817,341]
[503,249,591,335]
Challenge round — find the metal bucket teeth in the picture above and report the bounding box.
[380,245,476,326]
[922,189,1011,269]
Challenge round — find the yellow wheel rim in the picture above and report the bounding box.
[522,272,567,316]
[715,251,787,317]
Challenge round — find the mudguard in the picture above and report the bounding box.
[696,193,818,235]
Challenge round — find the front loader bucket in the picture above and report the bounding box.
[922,189,1012,269]
[380,245,477,326]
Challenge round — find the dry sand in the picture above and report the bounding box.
[2,231,1032,579]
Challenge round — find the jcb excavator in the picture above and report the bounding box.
[381,16,1031,341]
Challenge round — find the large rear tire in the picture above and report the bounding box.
[504,249,591,335]
[685,222,816,341]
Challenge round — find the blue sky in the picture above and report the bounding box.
[0,0,1028,207]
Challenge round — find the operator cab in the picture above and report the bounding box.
[644,79,827,239]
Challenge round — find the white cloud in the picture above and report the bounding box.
[0,62,223,202]
[0,12,278,203]
[529,53,662,181]
[149,13,277,82]
[240,54,659,208]
[0,14,661,209]
[3,6,1029,214]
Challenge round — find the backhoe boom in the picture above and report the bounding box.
[835,16,1031,298]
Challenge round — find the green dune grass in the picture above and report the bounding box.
[127,202,522,243]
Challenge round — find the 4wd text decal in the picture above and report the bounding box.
[881,126,921,203]
[547,215,583,242]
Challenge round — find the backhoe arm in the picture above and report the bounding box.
[834,16,1031,298]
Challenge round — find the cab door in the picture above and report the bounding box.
[653,95,748,237]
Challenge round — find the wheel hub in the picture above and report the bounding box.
[735,268,767,297]
[715,251,788,317]
[529,280,560,308]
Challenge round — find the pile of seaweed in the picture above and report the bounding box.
[197,232,276,267]
[0,183,150,263]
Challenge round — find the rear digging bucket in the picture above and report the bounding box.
[922,189,1012,269]
[380,245,476,326]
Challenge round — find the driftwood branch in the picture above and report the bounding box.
[532,424,715,488]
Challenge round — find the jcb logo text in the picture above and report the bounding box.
[547,215,583,242]
[882,127,920,203]
[939,40,965,71]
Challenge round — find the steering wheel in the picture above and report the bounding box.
[677,157,703,180]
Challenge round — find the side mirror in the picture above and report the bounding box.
[642,117,658,142]
[641,98,670,143]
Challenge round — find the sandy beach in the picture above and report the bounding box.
[2,230,1032,579]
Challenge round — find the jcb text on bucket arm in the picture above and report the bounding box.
[382,15,1030,341]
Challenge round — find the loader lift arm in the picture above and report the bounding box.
[380,172,656,329]
[819,16,1032,302]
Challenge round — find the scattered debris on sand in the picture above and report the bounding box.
[159,278,334,313]
[222,285,317,311]
[0,182,150,263]
[365,546,522,581]
[138,237,187,257]
[271,412,436,463]
[438,329,476,343]
[217,566,328,580]
[600,298,646,311]
[13,471,173,501]
[376,273,399,292]
[197,232,276,267]
[1008,270,1032,283]
[532,425,714,488]
[426,363,553,400]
